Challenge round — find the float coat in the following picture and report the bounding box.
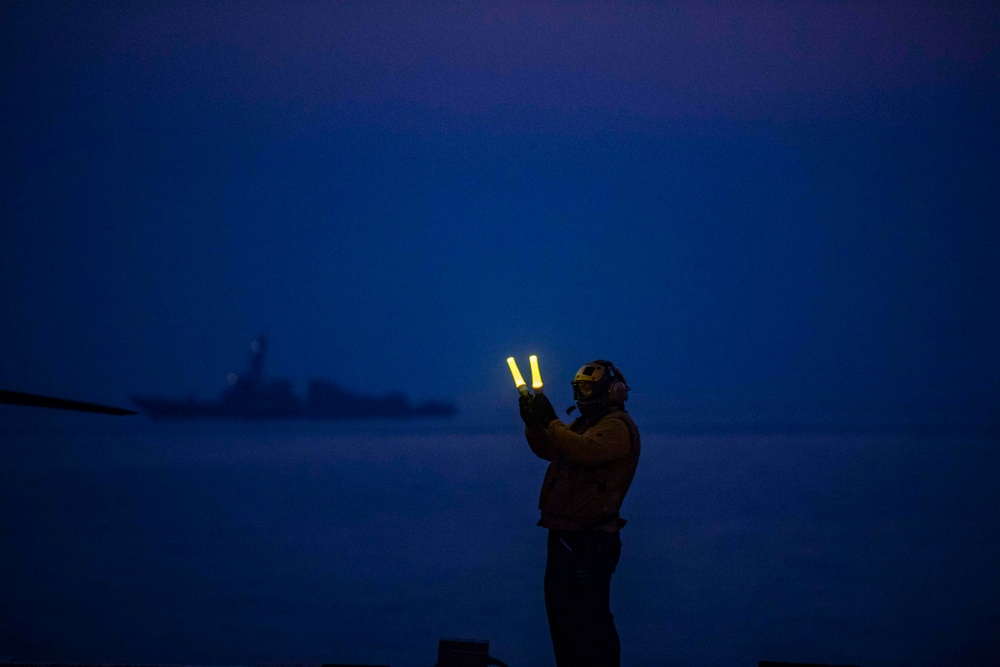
[525,409,640,531]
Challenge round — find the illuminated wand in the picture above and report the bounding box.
[506,355,544,396]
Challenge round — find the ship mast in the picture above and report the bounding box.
[247,335,267,387]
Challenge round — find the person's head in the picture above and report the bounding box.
[571,360,629,418]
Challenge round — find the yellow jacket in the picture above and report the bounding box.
[525,409,640,531]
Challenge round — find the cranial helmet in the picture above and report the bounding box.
[572,360,629,416]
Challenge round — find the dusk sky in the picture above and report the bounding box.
[3,1,998,426]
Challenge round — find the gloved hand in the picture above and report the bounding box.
[518,393,535,426]
[530,392,558,429]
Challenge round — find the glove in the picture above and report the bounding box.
[530,392,558,429]
[518,393,535,426]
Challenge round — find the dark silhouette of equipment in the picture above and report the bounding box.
[0,664,389,667]
[436,638,509,667]
[759,661,860,667]
[0,389,137,415]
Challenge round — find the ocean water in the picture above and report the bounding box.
[0,417,997,666]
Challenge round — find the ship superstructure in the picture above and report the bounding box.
[131,336,456,420]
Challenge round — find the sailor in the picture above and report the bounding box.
[519,360,640,667]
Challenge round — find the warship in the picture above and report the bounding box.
[130,336,457,420]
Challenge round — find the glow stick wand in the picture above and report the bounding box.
[506,357,530,396]
[529,355,544,394]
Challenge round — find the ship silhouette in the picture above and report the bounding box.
[131,336,457,420]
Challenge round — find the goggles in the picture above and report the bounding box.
[572,381,597,401]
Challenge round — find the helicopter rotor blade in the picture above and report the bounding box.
[0,389,138,416]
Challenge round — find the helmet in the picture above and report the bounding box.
[572,360,629,416]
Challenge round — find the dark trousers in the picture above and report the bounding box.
[544,529,622,667]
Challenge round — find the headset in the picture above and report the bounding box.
[601,360,630,405]
[573,359,630,405]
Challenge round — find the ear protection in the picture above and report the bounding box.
[601,360,630,405]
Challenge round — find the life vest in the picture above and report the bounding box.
[537,409,641,531]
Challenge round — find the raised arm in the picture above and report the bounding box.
[542,417,631,466]
[525,424,559,460]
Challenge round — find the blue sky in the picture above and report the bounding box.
[2,1,998,425]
